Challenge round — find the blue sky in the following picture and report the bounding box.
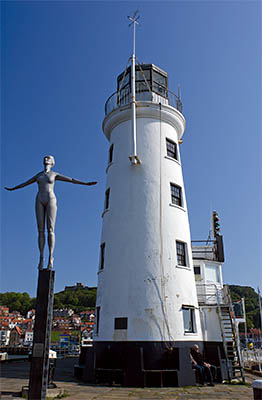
[1,1,261,297]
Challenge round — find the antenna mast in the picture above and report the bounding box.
[128,10,141,165]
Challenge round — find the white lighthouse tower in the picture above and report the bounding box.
[92,15,203,387]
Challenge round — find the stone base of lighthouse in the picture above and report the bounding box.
[75,341,225,387]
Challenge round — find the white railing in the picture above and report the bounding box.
[196,283,224,305]
[241,349,262,372]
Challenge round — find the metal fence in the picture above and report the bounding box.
[105,84,183,115]
[241,349,262,372]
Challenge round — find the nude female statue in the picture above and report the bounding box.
[5,155,97,270]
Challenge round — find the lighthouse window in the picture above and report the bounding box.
[152,70,167,97]
[135,69,151,93]
[170,183,182,207]
[104,188,110,210]
[182,306,195,333]
[117,71,130,91]
[176,241,187,266]
[166,139,178,160]
[194,265,202,281]
[135,69,150,81]
[100,243,105,270]
[95,306,100,334]
[108,144,114,164]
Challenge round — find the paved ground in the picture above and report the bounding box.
[0,357,257,400]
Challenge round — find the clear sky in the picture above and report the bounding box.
[1,1,261,297]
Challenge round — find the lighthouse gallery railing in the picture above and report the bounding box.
[105,83,183,116]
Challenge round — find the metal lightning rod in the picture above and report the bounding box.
[128,10,141,165]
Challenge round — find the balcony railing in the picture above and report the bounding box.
[195,283,234,306]
[105,83,183,116]
[191,240,216,261]
[241,349,262,371]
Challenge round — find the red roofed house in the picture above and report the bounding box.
[0,306,9,316]
[9,326,23,346]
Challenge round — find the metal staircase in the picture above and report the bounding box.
[217,285,245,383]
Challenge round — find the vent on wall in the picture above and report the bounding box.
[114,317,128,330]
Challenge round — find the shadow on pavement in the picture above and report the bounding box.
[1,391,21,398]
[1,357,80,383]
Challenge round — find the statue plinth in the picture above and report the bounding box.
[28,269,55,400]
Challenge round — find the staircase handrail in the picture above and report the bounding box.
[223,285,245,382]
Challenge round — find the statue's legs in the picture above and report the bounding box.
[35,200,46,270]
[46,198,57,269]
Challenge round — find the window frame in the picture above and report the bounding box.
[135,68,151,93]
[194,265,202,281]
[152,69,168,98]
[117,65,168,98]
[95,306,100,335]
[176,240,187,267]
[104,188,110,210]
[182,306,196,333]
[100,243,105,270]
[166,138,178,161]
[108,144,114,164]
[170,183,182,207]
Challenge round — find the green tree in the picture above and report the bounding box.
[229,285,261,330]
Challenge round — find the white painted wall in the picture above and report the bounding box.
[95,101,202,343]
[0,330,10,346]
[200,307,223,342]
[24,331,33,345]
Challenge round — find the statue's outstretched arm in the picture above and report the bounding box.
[55,174,97,186]
[5,175,38,191]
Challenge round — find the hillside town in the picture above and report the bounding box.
[0,303,95,351]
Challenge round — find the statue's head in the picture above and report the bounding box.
[43,155,55,167]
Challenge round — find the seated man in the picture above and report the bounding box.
[190,344,216,386]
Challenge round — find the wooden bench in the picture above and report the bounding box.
[95,367,125,385]
[140,347,178,387]
[94,347,125,385]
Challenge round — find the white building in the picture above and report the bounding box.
[24,330,33,346]
[26,309,35,320]
[191,235,244,382]
[0,330,10,346]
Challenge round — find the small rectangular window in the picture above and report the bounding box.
[182,306,195,333]
[100,243,105,270]
[135,69,150,81]
[194,265,201,281]
[152,70,167,97]
[170,183,182,207]
[109,144,114,164]
[96,306,100,334]
[104,188,110,210]
[114,317,128,330]
[117,71,130,91]
[166,139,178,160]
[176,241,187,266]
[152,70,167,88]
[205,264,220,283]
